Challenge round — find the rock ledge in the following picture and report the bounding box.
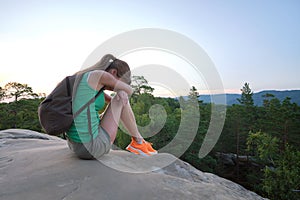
[0,129,267,200]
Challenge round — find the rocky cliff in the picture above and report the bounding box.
[0,129,267,200]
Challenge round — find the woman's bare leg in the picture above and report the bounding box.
[120,102,143,142]
[100,92,143,143]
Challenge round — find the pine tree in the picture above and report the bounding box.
[237,82,254,107]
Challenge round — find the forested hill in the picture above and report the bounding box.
[199,90,300,106]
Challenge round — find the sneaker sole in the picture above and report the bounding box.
[126,145,150,157]
[148,151,158,155]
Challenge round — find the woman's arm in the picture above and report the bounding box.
[88,70,133,95]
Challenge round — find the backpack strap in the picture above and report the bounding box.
[67,73,104,118]
[73,87,104,118]
[66,76,71,96]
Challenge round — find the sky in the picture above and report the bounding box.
[0,0,299,97]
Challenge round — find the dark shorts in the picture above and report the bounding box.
[67,126,111,159]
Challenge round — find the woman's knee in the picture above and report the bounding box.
[112,90,129,106]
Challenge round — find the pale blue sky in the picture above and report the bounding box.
[1,0,299,95]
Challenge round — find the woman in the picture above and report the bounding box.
[66,54,157,159]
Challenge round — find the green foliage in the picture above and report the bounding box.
[262,145,300,200]
[114,129,131,149]
[246,131,279,165]
[0,98,43,131]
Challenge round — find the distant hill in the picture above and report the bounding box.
[199,90,300,106]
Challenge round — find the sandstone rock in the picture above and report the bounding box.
[0,129,268,200]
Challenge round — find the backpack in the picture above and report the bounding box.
[38,74,102,136]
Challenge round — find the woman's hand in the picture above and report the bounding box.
[116,90,128,106]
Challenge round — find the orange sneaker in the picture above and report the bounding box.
[126,138,156,156]
[126,145,144,155]
[144,141,158,155]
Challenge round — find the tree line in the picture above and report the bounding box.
[0,78,299,200]
[213,83,300,200]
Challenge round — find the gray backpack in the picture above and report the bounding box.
[38,74,102,136]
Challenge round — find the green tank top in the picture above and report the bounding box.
[66,72,105,143]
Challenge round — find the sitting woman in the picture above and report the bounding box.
[66,54,157,159]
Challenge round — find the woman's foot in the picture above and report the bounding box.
[144,140,158,155]
[126,138,157,156]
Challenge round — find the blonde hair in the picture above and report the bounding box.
[74,54,131,90]
[76,54,116,74]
